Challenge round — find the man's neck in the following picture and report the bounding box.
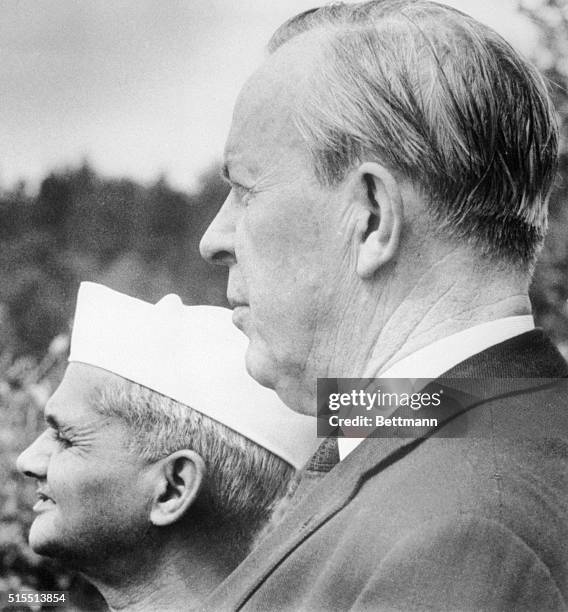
[85,536,237,611]
[371,293,532,377]
[286,243,533,414]
[324,247,533,381]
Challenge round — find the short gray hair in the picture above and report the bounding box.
[270,1,558,267]
[95,381,295,555]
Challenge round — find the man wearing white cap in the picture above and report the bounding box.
[17,282,317,611]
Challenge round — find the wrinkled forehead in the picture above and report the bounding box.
[224,33,325,172]
[46,362,123,418]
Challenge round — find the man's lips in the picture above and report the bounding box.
[33,489,55,512]
[231,304,249,330]
[227,296,248,309]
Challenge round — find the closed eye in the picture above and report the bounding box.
[49,427,72,448]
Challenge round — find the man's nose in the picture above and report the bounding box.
[16,431,50,479]
[199,198,237,266]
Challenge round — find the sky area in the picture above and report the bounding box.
[0,0,538,192]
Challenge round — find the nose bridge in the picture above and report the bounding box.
[16,431,51,478]
[199,194,237,266]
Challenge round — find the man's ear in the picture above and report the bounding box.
[352,161,404,279]
[149,450,206,527]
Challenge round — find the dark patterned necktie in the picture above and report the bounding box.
[254,437,341,544]
[305,436,340,473]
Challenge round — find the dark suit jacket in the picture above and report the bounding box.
[204,330,568,611]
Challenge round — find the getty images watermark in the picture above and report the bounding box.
[316,377,567,438]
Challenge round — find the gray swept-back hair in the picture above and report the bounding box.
[94,381,294,558]
[269,0,558,267]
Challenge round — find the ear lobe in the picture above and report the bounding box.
[150,450,206,527]
[355,162,403,279]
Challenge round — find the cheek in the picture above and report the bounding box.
[238,191,324,269]
[240,229,325,299]
[235,192,332,347]
[55,464,149,549]
[46,452,79,499]
[50,455,142,517]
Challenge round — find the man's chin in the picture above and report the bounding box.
[273,379,314,415]
[28,533,88,568]
[28,516,65,558]
[28,535,59,558]
[245,346,313,414]
[245,348,277,390]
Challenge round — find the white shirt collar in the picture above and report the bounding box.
[338,315,535,460]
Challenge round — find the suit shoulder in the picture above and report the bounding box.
[351,514,566,611]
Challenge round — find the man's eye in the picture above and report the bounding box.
[51,429,72,448]
[232,185,253,204]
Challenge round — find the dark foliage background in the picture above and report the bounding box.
[0,162,229,358]
[1,2,567,609]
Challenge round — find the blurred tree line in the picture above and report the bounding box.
[0,162,229,358]
[522,0,568,352]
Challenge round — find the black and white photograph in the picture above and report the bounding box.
[1,1,568,610]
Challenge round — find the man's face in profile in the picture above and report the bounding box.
[17,363,153,565]
[201,37,350,412]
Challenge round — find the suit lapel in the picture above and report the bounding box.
[204,330,568,610]
[205,434,419,610]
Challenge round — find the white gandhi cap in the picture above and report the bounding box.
[68,282,318,469]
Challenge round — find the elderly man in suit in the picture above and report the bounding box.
[17,283,317,611]
[199,1,568,610]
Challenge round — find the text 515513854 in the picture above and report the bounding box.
[3,592,68,608]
